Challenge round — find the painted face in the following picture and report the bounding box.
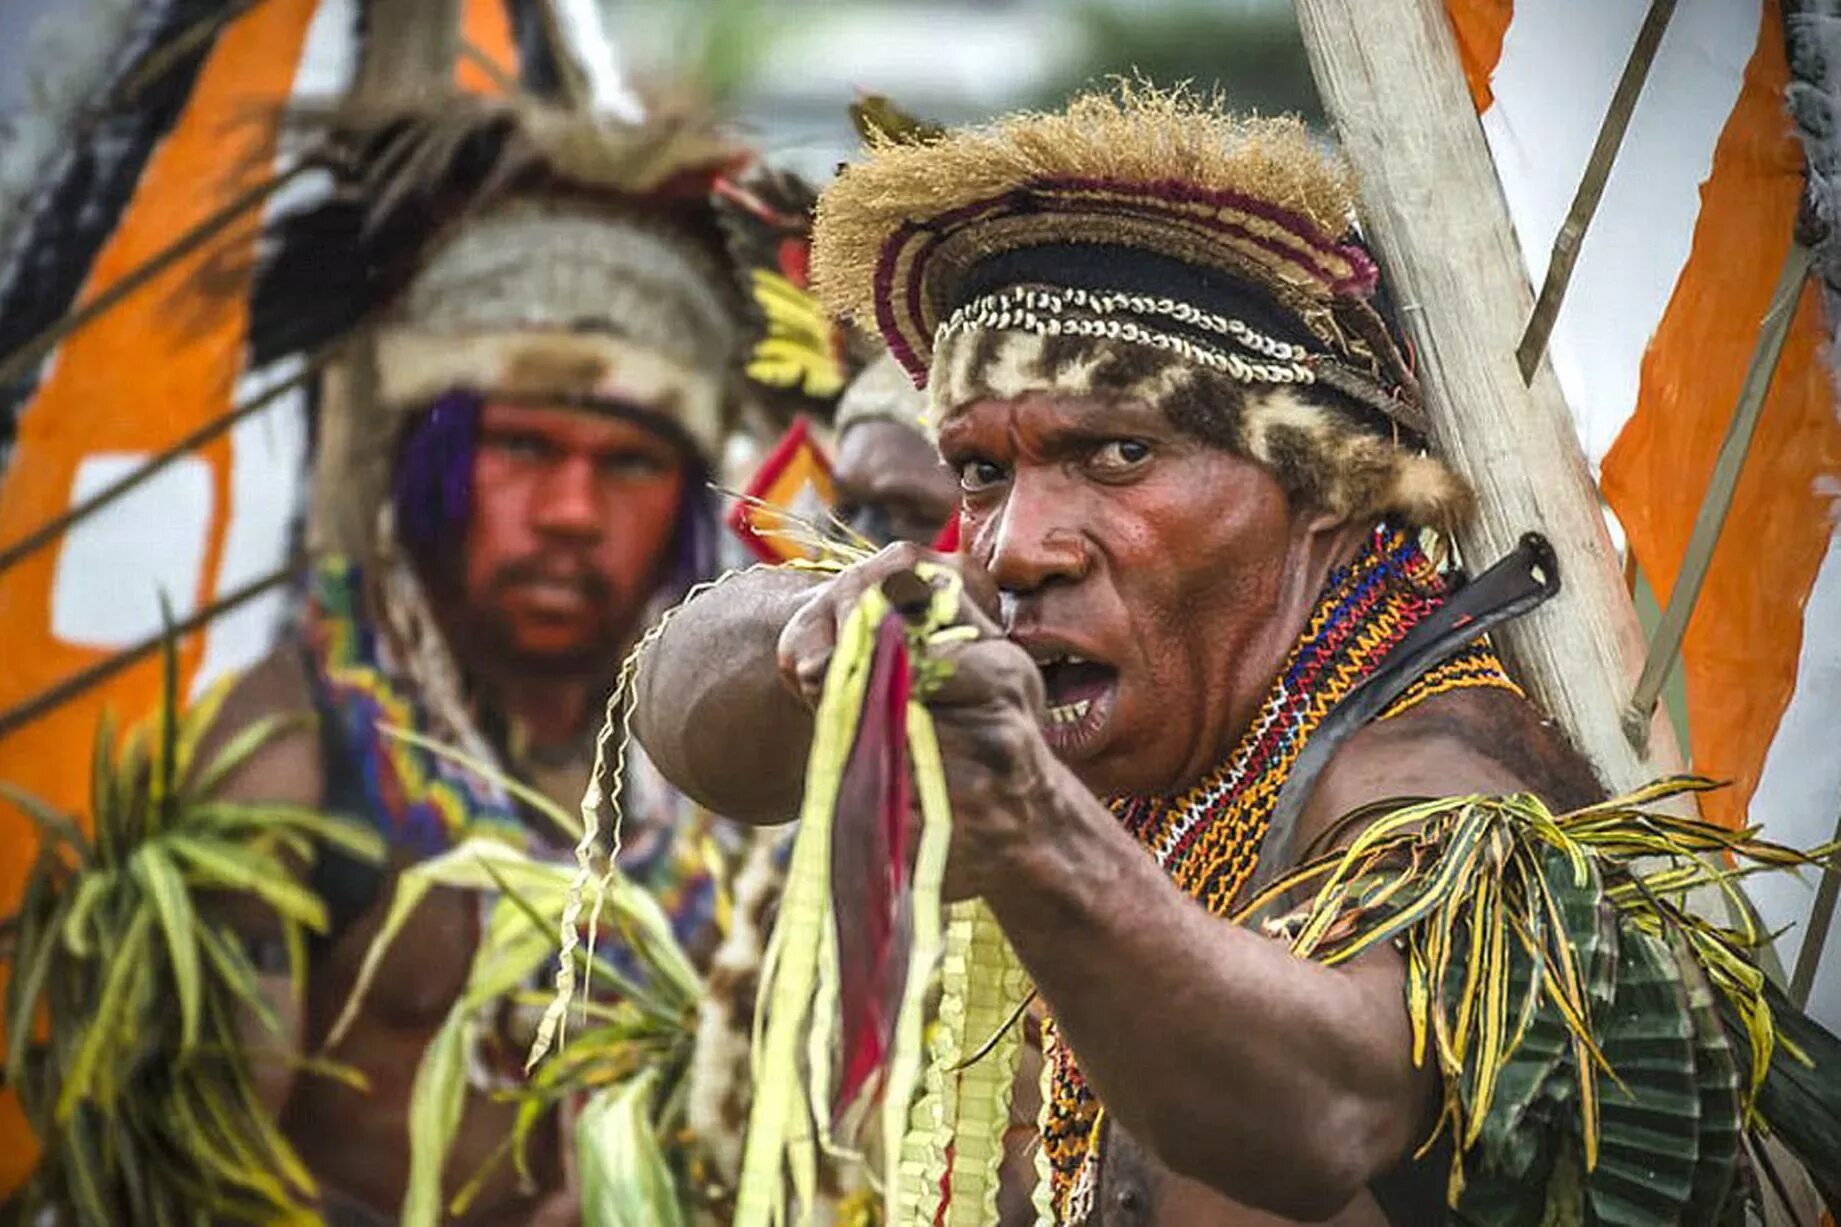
[937,391,1308,797]
[833,418,960,546]
[455,400,688,673]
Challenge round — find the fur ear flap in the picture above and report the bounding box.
[1239,387,1474,532]
[1383,452,1476,538]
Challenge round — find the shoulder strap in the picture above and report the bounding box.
[1246,532,1561,893]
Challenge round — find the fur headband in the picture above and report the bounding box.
[931,327,1470,532]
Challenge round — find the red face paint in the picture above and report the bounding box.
[457,401,687,672]
[938,391,1303,797]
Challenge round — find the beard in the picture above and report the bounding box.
[446,557,638,680]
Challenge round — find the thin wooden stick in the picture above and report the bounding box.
[1515,0,1678,381]
[1621,240,1812,748]
[104,0,270,114]
[1791,809,1841,1007]
[0,349,331,577]
[1293,0,1683,789]
[0,166,308,390]
[0,558,303,743]
[458,38,523,97]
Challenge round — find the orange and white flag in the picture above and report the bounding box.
[1446,0,1841,1023]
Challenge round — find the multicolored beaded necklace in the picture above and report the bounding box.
[303,556,736,959]
[1040,528,1522,1224]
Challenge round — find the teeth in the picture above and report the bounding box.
[1045,699,1092,727]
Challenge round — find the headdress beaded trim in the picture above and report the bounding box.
[1040,528,1524,1223]
[938,286,1318,387]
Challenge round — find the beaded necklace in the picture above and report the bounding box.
[1040,528,1522,1224]
[304,557,737,959]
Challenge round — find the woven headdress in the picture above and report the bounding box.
[300,95,749,557]
[811,85,1470,530]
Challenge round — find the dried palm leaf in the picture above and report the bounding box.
[733,566,1032,1227]
[1235,777,1840,1222]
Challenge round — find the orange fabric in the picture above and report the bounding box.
[1600,2,1841,829]
[1443,0,1514,112]
[0,0,319,1192]
[456,0,517,94]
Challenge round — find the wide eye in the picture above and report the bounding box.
[1090,439,1152,477]
[957,458,1009,492]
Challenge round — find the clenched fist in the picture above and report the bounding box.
[775,543,1094,901]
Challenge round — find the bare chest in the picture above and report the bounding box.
[1096,1123,1391,1227]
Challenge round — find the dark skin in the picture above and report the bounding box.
[633,390,1598,1224]
[832,417,960,546]
[205,402,692,1225]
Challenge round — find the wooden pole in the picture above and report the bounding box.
[1292,0,1683,789]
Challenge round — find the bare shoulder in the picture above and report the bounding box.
[194,646,324,809]
[1298,686,1605,857]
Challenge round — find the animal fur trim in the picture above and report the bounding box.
[396,197,740,377]
[810,84,1386,381]
[374,327,726,461]
[931,326,1470,532]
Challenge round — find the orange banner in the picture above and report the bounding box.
[0,0,321,1190]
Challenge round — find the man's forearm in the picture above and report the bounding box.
[632,566,821,824]
[985,787,1427,1219]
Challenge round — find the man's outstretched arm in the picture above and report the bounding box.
[632,565,821,824]
[633,544,973,824]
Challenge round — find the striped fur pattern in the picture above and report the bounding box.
[931,326,1472,532]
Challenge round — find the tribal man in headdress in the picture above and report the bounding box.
[201,99,755,1225]
[631,87,1841,1225]
[830,352,959,549]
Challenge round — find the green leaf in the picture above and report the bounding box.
[324,839,558,1048]
[187,714,306,801]
[162,834,328,932]
[4,850,70,1087]
[577,1067,686,1227]
[58,907,153,1121]
[174,673,237,790]
[195,922,281,1037]
[402,1012,470,1227]
[132,844,203,1053]
[91,706,118,836]
[0,780,90,864]
[59,870,114,959]
[1677,938,1741,1225]
[186,801,385,864]
[60,1104,117,1227]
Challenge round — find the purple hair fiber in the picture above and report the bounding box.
[394,390,716,596]
[392,390,482,560]
[669,475,719,597]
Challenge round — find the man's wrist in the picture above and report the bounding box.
[986,762,1130,937]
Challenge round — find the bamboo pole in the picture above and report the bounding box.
[1292,0,1683,789]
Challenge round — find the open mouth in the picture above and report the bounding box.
[1034,654,1119,752]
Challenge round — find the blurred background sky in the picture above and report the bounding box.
[0,0,1323,204]
[594,0,1322,178]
